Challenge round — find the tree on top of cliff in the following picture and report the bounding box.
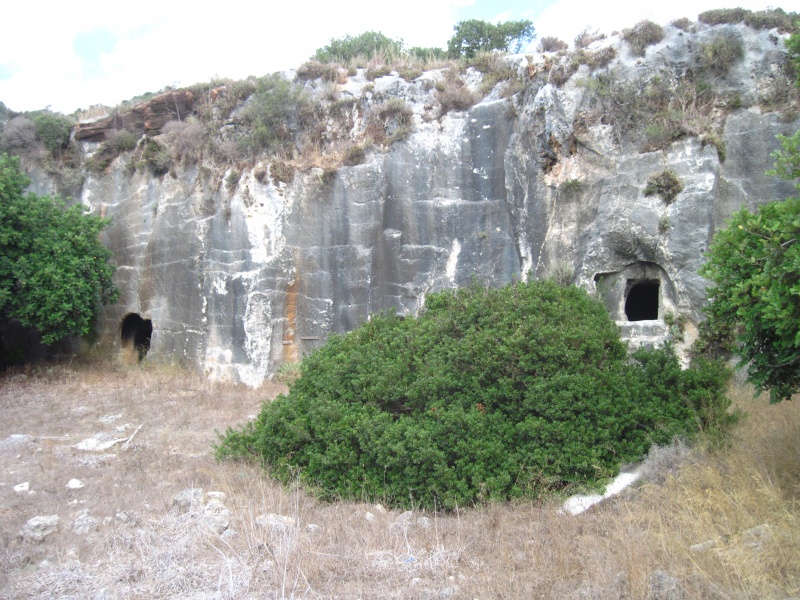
[313,31,405,63]
[699,130,800,402]
[447,19,535,59]
[0,153,118,353]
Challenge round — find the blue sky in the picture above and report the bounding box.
[0,0,786,115]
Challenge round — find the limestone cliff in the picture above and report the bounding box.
[56,21,800,384]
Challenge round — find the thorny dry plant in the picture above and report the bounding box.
[0,361,798,599]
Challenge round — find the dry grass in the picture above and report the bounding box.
[1,362,798,598]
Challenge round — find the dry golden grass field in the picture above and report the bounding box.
[0,360,798,599]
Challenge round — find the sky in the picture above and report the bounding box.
[0,0,789,115]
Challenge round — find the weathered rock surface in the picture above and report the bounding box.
[37,23,800,385]
[74,90,196,142]
[19,515,60,542]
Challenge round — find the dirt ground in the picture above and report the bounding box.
[1,362,799,599]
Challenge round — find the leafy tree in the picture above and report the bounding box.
[699,130,800,402]
[447,19,535,59]
[217,279,731,509]
[32,113,73,154]
[0,153,118,349]
[313,31,404,63]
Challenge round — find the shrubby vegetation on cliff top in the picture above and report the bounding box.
[217,279,733,509]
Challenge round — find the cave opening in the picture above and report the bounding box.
[121,313,153,361]
[625,280,660,321]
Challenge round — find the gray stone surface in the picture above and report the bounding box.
[30,24,798,385]
[19,515,60,542]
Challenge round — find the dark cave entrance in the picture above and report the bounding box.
[121,313,153,361]
[625,280,660,321]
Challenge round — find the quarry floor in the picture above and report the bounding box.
[0,362,798,599]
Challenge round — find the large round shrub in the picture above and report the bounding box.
[217,280,730,509]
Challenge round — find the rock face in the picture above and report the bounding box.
[67,22,799,385]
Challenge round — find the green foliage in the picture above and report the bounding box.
[33,113,73,154]
[447,19,535,59]
[786,29,800,88]
[138,138,171,175]
[700,131,800,402]
[407,46,447,62]
[217,280,732,509]
[238,74,311,157]
[0,154,118,347]
[579,70,718,152]
[644,170,684,204]
[313,31,404,64]
[622,20,665,57]
[698,34,744,77]
[296,62,343,82]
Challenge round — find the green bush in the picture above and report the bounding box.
[33,113,73,153]
[313,31,404,64]
[698,34,744,77]
[0,154,118,347]
[644,170,684,203]
[447,19,535,59]
[622,20,665,57]
[238,74,311,157]
[698,8,750,26]
[216,280,732,509]
[138,138,171,175]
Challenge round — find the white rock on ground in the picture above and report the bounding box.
[202,498,230,534]
[256,513,297,533]
[70,509,98,534]
[19,515,60,542]
[562,471,641,515]
[13,482,30,494]
[66,479,84,490]
[173,488,204,512]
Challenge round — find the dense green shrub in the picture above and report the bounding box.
[216,280,732,509]
[622,20,665,57]
[700,130,800,402]
[447,19,535,59]
[698,34,744,77]
[313,31,404,64]
[0,154,118,347]
[33,113,73,153]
